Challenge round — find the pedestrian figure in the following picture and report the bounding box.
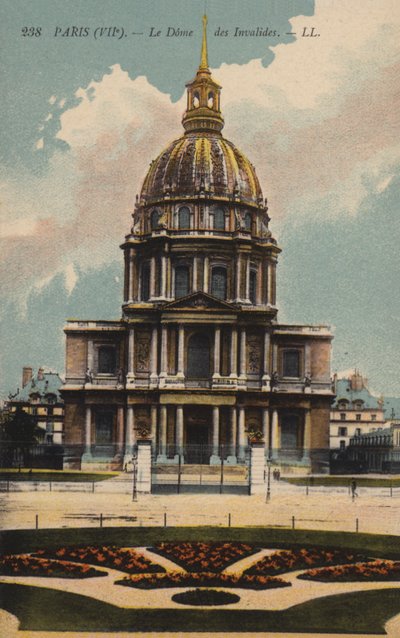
[351,478,358,500]
[277,469,281,481]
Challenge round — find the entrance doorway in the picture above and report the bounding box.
[185,420,210,464]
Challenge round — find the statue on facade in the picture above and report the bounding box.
[85,368,93,384]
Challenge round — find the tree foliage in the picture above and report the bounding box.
[0,406,41,466]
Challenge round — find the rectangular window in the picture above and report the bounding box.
[339,427,348,436]
[340,413,346,421]
[282,349,301,377]
[356,428,361,436]
[340,440,346,451]
[371,414,377,421]
[356,414,361,421]
[98,346,116,374]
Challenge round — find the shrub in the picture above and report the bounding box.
[0,554,106,579]
[172,588,240,606]
[116,571,290,590]
[36,546,164,574]
[152,542,257,572]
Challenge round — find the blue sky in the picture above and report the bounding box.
[1,0,399,398]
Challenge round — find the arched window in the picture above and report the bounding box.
[98,346,116,374]
[211,267,227,300]
[141,262,150,301]
[249,270,257,304]
[150,209,159,230]
[282,349,301,378]
[178,207,190,229]
[187,333,210,378]
[244,212,252,232]
[193,92,200,108]
[175,265,190,298]
[213,207,225,230]
[208,91,214,108]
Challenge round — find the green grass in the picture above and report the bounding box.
[0,470,116,482]
[284,476,400,488]
[1,583,399,633]
[1,526,400,559]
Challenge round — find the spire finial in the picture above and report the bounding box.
[200,14,208,70]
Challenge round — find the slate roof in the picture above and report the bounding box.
[9,371,64,404]
[333,378,381,410]
[383,397,400,419]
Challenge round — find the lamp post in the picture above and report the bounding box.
[265,456,272,503]
[132,455,138,502]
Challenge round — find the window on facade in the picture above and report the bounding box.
[356,428,361,435]
[371,414,377,421]
[213,207,225,230]
[249,270,257,304]
[98,346,116,374]
[340,440,346,451]
[211,267,227,300]
[282,349,301,378]
[187,333,210,378]
[150,209,159,230]
[244,212,252,231]
[339,427,348,436]
[280,414,300,451]
[95,410,114,446]
[340,413,346,421]
[356,414,361,421]
[141,262,150,301]
[175,265,190,298]
[178,207,190,229]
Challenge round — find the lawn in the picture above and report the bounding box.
[1,583,399,633]
[283,476,400,488]
[0,469,116,482]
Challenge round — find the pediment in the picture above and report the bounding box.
[163,292,235,311]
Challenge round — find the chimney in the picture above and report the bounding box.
[37,367,44,381]
[22,366,33,388]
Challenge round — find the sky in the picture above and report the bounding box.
[1,0,399,399]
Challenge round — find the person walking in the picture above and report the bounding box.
[350,478,358,500]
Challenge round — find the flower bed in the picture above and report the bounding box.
[299,560,400,582]
[172,588,240,606]
[116,571,290,590]
[36,546,164,574]
[245,548,370,576]
[0,554,106,578]
[152,542,257,572]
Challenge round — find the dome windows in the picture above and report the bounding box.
[211,266,227,300]
[193,91,200,108]
[244,212,252,232]
[150,209,160,230]
[175,265,190,298]
[212,207,225,231]
[249,270,257,305]
[140,262,151,301]
[207,91,214,108]
[177,206,191,229]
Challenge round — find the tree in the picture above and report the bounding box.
[0,407,41,467]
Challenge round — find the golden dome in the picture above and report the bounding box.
[140,133,263,206]
[140,15,263,208]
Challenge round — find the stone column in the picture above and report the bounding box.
[193,256,198,292]
[166,255,171,299]
[245,255,251,302]
[239,328,247,379]
[150,256,156,299]
[84,405,92,456]
[210,406,220,464]
[262,330,271,390]
[238,406,246,462]
[160,326,168,379]
[177,325,185,379]
[87,340,94,372]
[271,409,279,460]
[262,409,270,457]
[151,405,158,452]
[213,327,221,378]
[271,343,278,377]
[129,253,135,301]
[228,406,237,463]
[268,261,273,305]
[230,327,238,378]
[124,405,135,464]
[235,253,241,301]
[137,440,152,493]
[157,405,168,461]
[203,256,209,293]
[160,255,167,299]
[116,406,124,458]
[127,327,135,380]
[250,444,266,495]
[302,409,311,464]
[150,326,158,384]
[175,406,184,458]
[256,263,262,305]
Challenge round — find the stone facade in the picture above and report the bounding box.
[62,18,333,474]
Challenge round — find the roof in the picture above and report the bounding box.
[383,397,400,419]
[333,378,381,409]
[9,371,64,403]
